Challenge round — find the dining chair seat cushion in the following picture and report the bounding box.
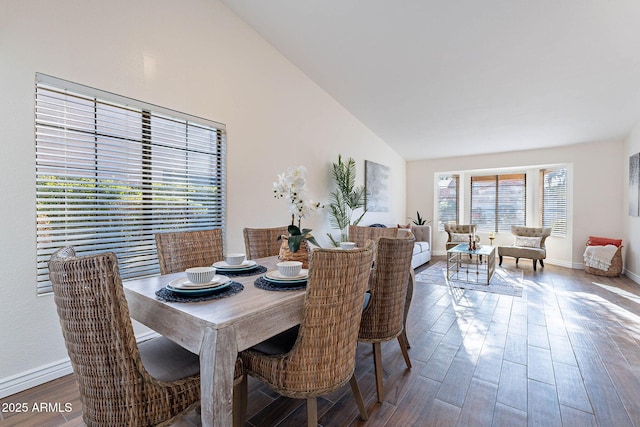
[138,336,200,382]
[250,326,299,355]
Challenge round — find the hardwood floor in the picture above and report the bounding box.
[3,256,640,426]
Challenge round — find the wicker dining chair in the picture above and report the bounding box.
[155,228,224,274]
[348,224,399,248]
[239,242,375,426]
[48,247,201,427]
[243,226,289,260]
[358,236,415,403]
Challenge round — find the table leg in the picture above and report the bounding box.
[200,327,237,427]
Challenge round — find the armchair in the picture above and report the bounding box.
[444,224,480,251]
[498,226,552,271]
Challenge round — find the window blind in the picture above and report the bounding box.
[540,168,567,237]
[437,174,459,230]
[35,74,226,294]
[471,174,526,232]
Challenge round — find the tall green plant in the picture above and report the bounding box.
[326,155,367,246]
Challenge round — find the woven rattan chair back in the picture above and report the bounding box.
[243,226,288,260]
[240,242,374,425]
[359,236,415,402]
[348,224,399,248]
[48,247,200,426]
[155,228,223,274]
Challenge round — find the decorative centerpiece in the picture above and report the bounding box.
[273,166,322,268]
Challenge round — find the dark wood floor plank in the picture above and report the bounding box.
[497,360,527,412]
[436,356,476,407]
[455,378,498,427]
[527,379,562,427]
[553,362,592,413]
[492,402,526,427]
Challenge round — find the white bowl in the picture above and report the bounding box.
[276,261,303,277]
[339,241,356,250]
[185,266,216,284]
[225,253,246,266]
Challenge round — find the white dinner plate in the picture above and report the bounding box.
[168,275,230,290]
[212,260,257,270]
[265,269,309,282]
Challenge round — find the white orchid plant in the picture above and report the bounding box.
[273,166,322,252]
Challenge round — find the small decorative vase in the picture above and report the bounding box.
[279,235,310,269]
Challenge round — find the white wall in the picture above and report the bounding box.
[407,140,625,268]
[0,0,405,395]
[625,123,640,282]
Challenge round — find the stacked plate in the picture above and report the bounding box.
[212,260,259,274]
[263,269,309,287]
[165,275,231,297]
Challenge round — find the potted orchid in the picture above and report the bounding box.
[273,166,322,253]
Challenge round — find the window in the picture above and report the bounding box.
[437,174,459,230]
[471,174,526,232]
[540,167,567,237]
[35,75,226,294]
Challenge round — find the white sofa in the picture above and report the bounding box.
[400,225,432,269]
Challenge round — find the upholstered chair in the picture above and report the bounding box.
[155,228,223,274]
[48,247,201,426]
[444,224,480,251]
[243,226,288,259]
[358,236,415,402]
[498,226,552,271]
[239,242,374,426]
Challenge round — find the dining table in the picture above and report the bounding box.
[123,256,305,427]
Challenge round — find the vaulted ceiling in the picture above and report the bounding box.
[221,0,640,160]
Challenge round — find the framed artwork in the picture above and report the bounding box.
[365,160,390,212]
[630,153,640,217]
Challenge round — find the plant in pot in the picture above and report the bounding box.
[273,166,322,267]
[326,155,367,246]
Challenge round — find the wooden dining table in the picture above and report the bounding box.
[123,256,305,427]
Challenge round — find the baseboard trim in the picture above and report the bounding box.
[624,268,640,284]
[0,331,159,399]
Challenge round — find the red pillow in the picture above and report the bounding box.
[588,236,622,247]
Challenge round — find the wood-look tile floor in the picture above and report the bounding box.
[3,256,640,426]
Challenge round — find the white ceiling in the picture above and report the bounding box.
[220,0,640,160]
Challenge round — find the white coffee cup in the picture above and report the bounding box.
[340,241,356,250]
[225,253,246,265]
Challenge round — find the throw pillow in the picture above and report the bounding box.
[397,223,411,229]
[588,236,622,247]
[514,236,542,248]
[450,233,469,243]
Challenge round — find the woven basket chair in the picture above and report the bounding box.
[359,236,415,402]
[155,228,224,274]
[48,247,201,427]
[243,226,288,260]
[348,224,399,248]
[239,242,375,426]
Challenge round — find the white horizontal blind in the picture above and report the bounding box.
[541,167,567,237]
[35,75,226,294]
[471,174,526,232]
[437,174,459,231]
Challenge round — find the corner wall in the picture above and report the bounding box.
[0,0,405,395]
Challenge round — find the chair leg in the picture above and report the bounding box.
[533,259,537,271]
[373,342,384,402]
[499,255,503,266]
[233,374,247,427]
[349,373,368,420]
[515,258,519,265]
[539,259,544,267]
[306,397,317,427]
[398,334,412,369]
